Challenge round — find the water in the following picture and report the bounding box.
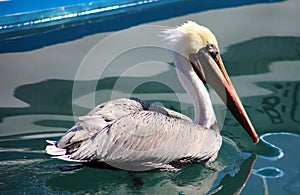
[1,0,300,194]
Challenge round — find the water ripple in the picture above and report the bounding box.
[253,166,284,179]
[258,132,300,161]
[0,159,47,166]
[252,132,300,181]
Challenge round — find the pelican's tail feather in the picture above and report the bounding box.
[45,140,88,163]
[45,140,66,156]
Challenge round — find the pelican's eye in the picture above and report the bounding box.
[206,42,219,60]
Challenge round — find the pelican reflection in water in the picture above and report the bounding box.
[46,21,259,171]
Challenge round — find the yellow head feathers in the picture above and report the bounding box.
[163,21,219,56]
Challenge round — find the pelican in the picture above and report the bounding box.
[46,21,259,171]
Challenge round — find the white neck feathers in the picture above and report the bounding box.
[163,25,216,128]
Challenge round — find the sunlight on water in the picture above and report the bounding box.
[253,132,300,179]
[253,166,284,179]
[258,132,300,161]
[258,133,285,161]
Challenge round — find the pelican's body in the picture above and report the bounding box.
[46,21,258,171]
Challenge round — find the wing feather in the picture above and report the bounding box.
[56,98,145,148]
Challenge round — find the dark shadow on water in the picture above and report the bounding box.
[0,78,182,124]
[0,80,75,123]
[257,81,300,129]
[46,167,131,193]
[212,154,256,194]
[223,36,300,76]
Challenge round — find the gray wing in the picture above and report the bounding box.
[55,97,192,151]
[71,111,221,171]
[55,98,146,150]
[47,98,221,171]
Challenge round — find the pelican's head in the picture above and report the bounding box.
[163,21,218,59]
[164,21,259,143]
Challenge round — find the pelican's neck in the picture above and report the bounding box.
[174,54,216,128]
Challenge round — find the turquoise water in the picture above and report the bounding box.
[1,0,300,194]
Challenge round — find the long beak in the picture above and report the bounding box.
[194,47,259,143]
